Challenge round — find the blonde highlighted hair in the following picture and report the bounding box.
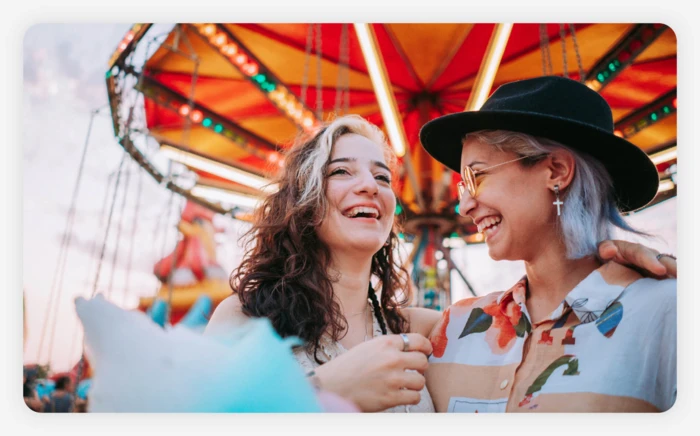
[296,114,395,207]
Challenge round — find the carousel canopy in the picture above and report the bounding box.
[106,23,677,242]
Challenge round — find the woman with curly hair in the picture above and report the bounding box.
[208,115,436,412]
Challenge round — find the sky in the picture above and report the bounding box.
[22,23,677,373]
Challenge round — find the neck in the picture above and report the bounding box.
[328,250,374,316]
[523,237,601,323]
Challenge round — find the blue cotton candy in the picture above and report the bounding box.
[75,294,321,413]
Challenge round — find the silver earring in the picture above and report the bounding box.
[553,185,564,216]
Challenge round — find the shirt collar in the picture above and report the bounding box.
[497,262,642,325]
[496,275,527,307]
[563,262,642,323]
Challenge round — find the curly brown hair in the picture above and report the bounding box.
[230,115,411,362]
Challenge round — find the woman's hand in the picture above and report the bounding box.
[313,333,432,412]
[598,240,676,278]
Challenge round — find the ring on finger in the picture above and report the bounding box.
[399,333,410,352]
[656,253,677,261]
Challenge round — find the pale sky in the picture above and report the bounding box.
[22,24,677,373]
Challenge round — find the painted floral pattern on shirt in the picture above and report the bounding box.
[431,279,531,357]
[426,263,677,413]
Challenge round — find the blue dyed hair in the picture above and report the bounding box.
[464,130,648,259]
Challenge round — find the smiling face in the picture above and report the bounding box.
[458,138,555,261]
[316,133,396,257]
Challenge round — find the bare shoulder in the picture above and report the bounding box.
[203,294,249,336]
[401,307,443,337]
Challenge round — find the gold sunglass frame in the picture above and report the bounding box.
[456,155,536,199]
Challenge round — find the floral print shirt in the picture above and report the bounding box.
[426,262,676,412]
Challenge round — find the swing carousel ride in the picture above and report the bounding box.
[101,22,676,317]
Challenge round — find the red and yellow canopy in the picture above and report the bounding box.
[111,23,677,239]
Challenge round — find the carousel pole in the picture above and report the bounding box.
[439,241,477,297]
[431,228,452,310]
[414,228,429,307]
[401,232,422,307]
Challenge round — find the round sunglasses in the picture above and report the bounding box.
[457,155,536,199]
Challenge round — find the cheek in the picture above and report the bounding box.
[501,185,552,234]
[482,174,544,220]
[324,183,344,209]
[317,198,342,243]
[380,188,396,223]
[385,191,396,211]
[479,176,519,209]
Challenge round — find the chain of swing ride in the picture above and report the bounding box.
[301,23,352,119]
[539,23,585,81]
[36,26,195,387]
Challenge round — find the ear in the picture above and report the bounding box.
[544,149,576,191]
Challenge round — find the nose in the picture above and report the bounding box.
[458,190,477,218]
[354,169,380,196]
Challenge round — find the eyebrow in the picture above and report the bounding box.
[329,157,391,172]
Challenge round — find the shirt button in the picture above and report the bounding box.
[500,379,509,389]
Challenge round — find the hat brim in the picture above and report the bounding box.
[419,110,659,213]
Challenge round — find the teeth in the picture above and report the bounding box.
[477,216,502,233]
[484,225,499,237]
[345,206,380,218]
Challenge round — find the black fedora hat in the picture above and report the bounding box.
[419,75,659,212]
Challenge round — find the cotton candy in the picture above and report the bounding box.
[75,294,322,412]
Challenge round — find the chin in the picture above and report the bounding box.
[344,231,386,253]
[486,241,512,262]
[350,239,385,254]
[487,246,504,261]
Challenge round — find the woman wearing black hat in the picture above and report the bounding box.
[420,76,676,412]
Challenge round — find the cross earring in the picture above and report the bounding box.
[553,185,564,216]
